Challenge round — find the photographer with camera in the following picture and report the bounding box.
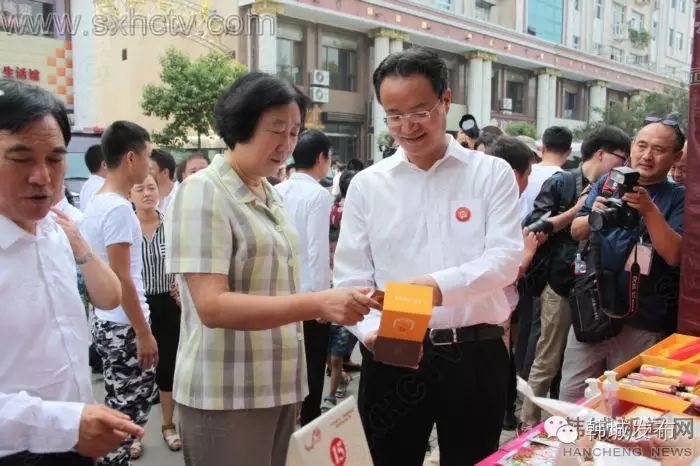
[560,116,686,402]
[519,126,630,429]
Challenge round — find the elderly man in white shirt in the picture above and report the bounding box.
[0,79,143,466]
[334,48,523,466]
[275,129,334,425]
[79,145,107,212]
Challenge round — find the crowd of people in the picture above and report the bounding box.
[0,45,690,466]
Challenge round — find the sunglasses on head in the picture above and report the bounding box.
[644,116,680,127]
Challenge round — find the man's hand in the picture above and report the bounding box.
[74,404,144,459]
[407,275,442,306]
[51,207,90,258]
[135,332,159,370]
[623,186,658,218]
[362,329,423,369]
[316,288,378,325]
[592,196,608,213]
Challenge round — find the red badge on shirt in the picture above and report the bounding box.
[455,207,471,223]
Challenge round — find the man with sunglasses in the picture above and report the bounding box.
[519,126,630,431]
[562,116,686,402]
[334,47,523,466]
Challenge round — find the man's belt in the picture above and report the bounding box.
[428,323,504,346]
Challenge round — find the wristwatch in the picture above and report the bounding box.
[75,251,93,266]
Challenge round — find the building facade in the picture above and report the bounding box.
[2,0,690,163]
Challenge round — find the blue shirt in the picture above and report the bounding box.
[576,178,684,333]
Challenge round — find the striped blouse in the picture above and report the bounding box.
[141,212,173,295]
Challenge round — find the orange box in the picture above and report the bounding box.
[641,333,700,361]
[605,351,700,416]
[378,282,433,342]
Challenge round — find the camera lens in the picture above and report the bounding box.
[589,208,616,232]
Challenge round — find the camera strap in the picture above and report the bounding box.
[626,193,656,318]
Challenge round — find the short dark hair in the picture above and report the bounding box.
[346,158,364,171]
[150,148,176,180]
[542,126,573,153]
[84,145,104,174]
[292,130,331,169]
[339,169,358,199]
[372,47,448,104]
[214,72,310,150]
[475,132,501,153]
[641,116,686,152]
[101,120,150,169]
[480,125,504,138]
[489,136,532,176]
[580,125,630,162]
[0,78,71,146]
[184,152,210,172]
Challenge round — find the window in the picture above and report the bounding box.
[593,42,603,55]
[324,122,361,164]
[573,0,580,11]
[506,81,524,114]
[629,53,646,65]
[677,32,684,52]
[610,46,624,63]
[276,39,303,85]
[681,0,686,13]
[652,21,658,40]
[595,0,603,19]
[669,28,675,50]
[612,3,625,28]
[572,36,580,49]
[321,33,358,92]
[630,11,644,32]
[434,0,452,10]
[671,0,677,9]
[475,5,490,21]
[564,92,577,119]
[0,0,56,37]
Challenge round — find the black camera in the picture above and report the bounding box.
[588,167,640,232]
[525,211,554,234]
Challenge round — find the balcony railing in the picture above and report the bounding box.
[612,23,628,40]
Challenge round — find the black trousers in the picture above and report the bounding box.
[0,452,93,466]
[300,320,330,426]
[146,292,181,392]
[358,336,509,466]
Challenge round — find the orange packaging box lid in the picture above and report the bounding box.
[378,282,434,342]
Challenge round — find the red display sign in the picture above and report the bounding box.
[2,66,40,81]
[329,437,347,466]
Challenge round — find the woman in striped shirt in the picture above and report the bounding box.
[131,174,182,452]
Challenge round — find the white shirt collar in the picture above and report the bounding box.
[290,172,320,184]
[0,213,53,250]
[382,135,473,172]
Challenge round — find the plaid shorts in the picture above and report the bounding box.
[328,325,357,357]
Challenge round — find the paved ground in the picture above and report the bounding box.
[91,347,519,466]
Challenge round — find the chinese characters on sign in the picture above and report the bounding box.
[2,66,40,82]
[565,416,694,443]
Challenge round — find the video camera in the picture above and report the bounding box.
[588,167,640,232]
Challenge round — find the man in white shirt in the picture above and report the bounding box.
[519,126,573,221]
[54,188,84,226]
[275,129,334,426]
[334,48,523,466]
[148,148,178,214]
[0,79,142,466]
[79,145,107,212]
[80,121,158,466]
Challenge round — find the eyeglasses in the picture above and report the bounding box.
[384,100,442,128]
[605,150,628,163]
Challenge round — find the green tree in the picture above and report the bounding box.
[573,87,688,140]
[504,122,538,139]
[141,48,247,149]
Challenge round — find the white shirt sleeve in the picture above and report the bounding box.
[307,191,333,292]
[102,204,136,247]
[333,178,379,344]
[0,391,84,454]
[430,162,524,310]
